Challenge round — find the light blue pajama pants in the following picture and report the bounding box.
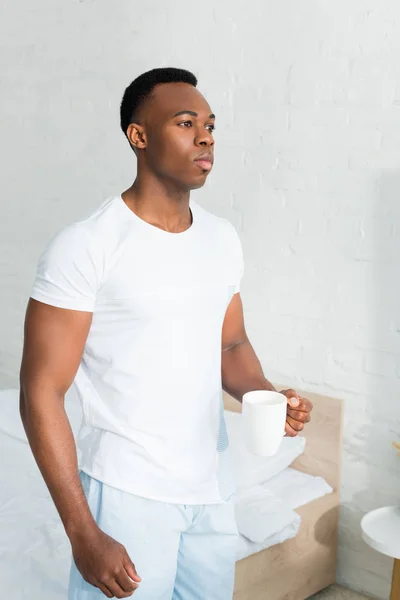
[68,471,239,600]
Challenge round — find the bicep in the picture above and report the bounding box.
[221,292,247,352]
[20,299,93,395]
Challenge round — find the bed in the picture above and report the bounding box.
[224,386,344,600]
[0,385,343,600]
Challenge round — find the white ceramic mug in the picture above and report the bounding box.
[242,390,287,456]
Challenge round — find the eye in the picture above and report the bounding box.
[206,124,216,133]
[178,120,193,127]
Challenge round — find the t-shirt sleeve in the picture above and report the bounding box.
[234,233,244,294]
[226,220,244,294]
[30,223,102,312]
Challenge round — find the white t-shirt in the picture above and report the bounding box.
[31,195,244,504]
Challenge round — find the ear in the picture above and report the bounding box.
[126,122,147,151]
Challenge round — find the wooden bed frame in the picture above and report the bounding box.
[223,384,344,600]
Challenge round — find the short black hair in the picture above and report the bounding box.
[120,67,198,137]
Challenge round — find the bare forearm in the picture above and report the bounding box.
[19,384,96,541]
[221,338,276,402]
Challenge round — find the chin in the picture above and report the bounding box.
[188,173,210,191]
[168,170,209,192]
[189,180,207,191]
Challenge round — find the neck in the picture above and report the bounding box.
[121,171,192,234]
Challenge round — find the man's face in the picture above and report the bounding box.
[130,83,215,191]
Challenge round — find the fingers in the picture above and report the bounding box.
[287,396,313,414]
[116,568,140,595]
[281,388,300,407]
[287,407,311,424]
[284,421,298,437]
[280,390,313,413]
[283,388,298,397]
[112,553,141,597]
[298,397,313,412]
[97,575,135,599]
[95,558,140,599]
[286,415,305,433]
[285,395,312,438]
[123,555,141,584]
[95,580,115,598]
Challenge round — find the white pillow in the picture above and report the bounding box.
[265,467,333,509]
[234,484,301,543]
[224,409,306,490]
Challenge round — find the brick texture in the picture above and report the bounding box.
[1,1,400,597]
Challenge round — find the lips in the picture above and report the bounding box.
[194,153,214,172]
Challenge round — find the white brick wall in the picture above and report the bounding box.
[1,1,400,597]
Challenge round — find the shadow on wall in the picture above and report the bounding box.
[344,169,400,597]
[369,167,400,512]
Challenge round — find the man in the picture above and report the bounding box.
[20,67,312,600]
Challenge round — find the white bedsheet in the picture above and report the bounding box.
[234,469,333,560]
[0,389,333,597]
[236,519,301,561]
[0,390,81,599]
[234,484,300,544]
[265,466,333,510]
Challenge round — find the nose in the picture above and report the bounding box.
[194,126,214,147]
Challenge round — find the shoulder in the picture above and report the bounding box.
[72,195,125,244]
[42,196,123,257]
[36,196,127,284]
[191,200,242,244]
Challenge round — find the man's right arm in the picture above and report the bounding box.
[20,298,141,598]
[20,298,95,538]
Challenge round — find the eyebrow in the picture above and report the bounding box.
[172,110,216,119]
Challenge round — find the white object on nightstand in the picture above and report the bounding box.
[361,506,400,600]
